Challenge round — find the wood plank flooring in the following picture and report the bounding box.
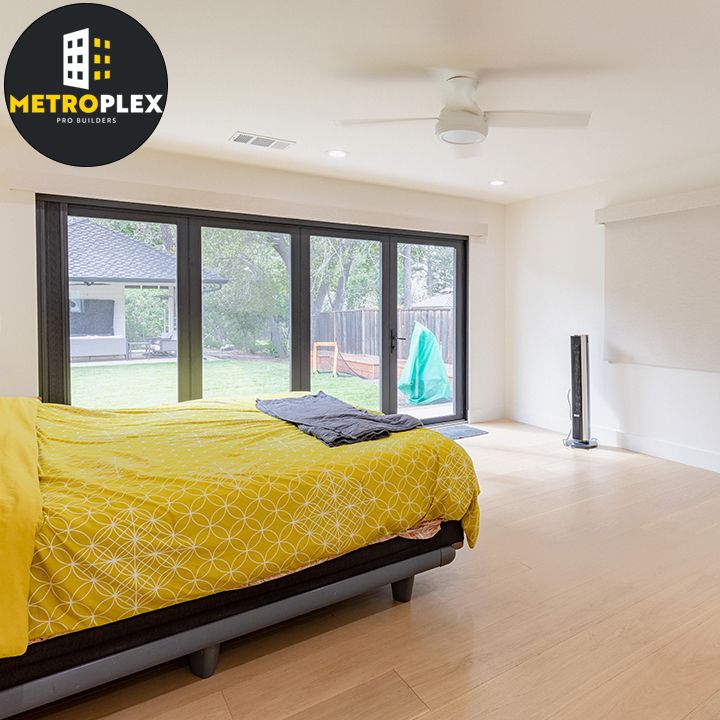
[22,421,720,720]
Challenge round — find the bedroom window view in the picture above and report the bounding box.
[396,243,456,419]
[63,216,464,416]
[201,227,291,398]
[68,216,179,408]
[310,236,381,410]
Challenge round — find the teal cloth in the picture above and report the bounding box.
[398,321,451,405]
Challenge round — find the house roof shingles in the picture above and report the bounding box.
[68,218,226,285]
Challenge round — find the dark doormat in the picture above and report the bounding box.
[432,425,488,440]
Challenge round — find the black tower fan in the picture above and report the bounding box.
[566,334,598,449]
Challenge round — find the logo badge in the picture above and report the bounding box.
[4,3,168,167]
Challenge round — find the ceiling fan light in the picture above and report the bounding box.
[435,109,488,146]
[438,128,485,145]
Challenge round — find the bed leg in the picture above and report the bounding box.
[391,575,415,602]
[188,644,220,678]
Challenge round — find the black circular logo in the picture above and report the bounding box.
[4,3,167,167]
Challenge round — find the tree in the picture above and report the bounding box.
[81,219,454,360]
[396,244,455,306]
[311,237,379,313]
[201,228,291,357]
[400,244,413,308]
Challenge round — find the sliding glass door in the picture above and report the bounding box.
[310,235,381,410]
[307,233,463,422]
[395,242,458,421]
[42,197,466,423]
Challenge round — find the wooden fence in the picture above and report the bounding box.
[312,308,454,363]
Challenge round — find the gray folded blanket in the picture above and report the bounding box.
[255,391,422,446]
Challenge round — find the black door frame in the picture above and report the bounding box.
[37,194,468,423]
[389,235,467,424]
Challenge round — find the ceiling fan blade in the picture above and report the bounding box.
[338,117,437,127]
[485,111,591,128]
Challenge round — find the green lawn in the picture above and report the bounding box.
[70,358,380,409]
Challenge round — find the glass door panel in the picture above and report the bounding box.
[201,227,292,399]
[68,216,178,408]
[396,242,456,420]
[310,235,381,410]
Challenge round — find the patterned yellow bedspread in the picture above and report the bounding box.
[22,399,479,650]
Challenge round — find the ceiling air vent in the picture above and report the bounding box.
[229,131,295,150]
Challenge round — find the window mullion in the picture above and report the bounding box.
[291,228,311,391]
[37,199,71,404]
[177,216,202,401]
[381,237,397,414]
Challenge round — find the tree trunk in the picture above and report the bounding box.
[426,256,434,296]
[160,223,174,253]
[269,234,290,270]
[332,255,354,311]
[402,244,413,308]
[314,282,329,314]
[268,316,287,359]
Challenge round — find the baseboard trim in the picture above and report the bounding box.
[507,407,720,473]
[600,428,720,473]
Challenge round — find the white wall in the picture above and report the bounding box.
[0,185,37,398]
[0,130,505,420]
[506,167,720,472]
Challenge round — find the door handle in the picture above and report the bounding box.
[390,329,406,352]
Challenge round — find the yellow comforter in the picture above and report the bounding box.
[3,399,479,657]
[0,398,43,658]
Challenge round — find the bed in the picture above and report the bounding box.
[0,397,479,717]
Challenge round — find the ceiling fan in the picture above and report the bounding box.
[339,73,591,156]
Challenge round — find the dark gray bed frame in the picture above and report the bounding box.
[0,545,455,719]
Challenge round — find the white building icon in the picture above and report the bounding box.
[63,28,89,90]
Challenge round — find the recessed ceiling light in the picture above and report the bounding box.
[489,179,506,187]
[327,149,349,158]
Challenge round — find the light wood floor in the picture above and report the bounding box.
[24,421,720,720]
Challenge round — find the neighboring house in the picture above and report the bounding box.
[69,218,225,361]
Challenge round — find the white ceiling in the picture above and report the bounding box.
[3,0,720,203]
